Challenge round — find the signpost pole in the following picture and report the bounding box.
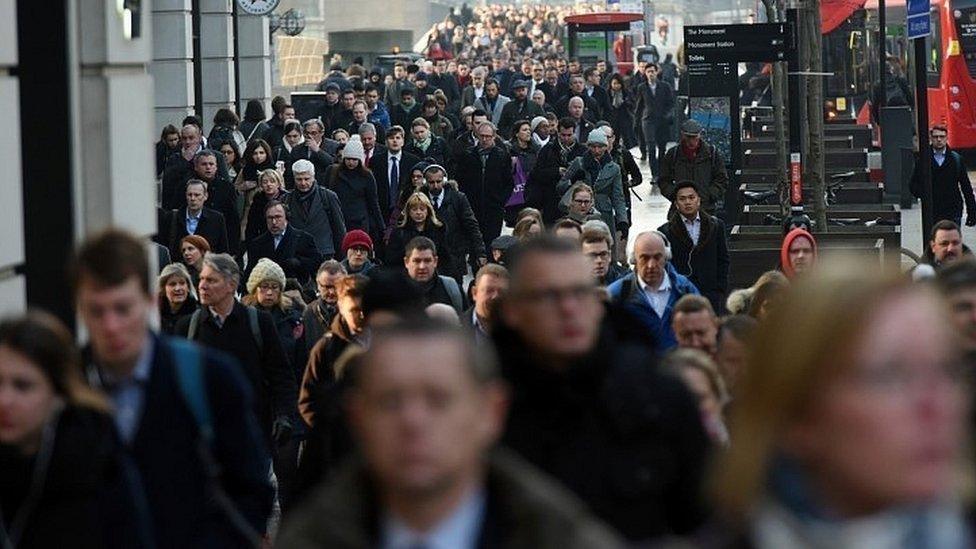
[907,0,932,245]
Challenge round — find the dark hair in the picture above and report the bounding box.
[264,199,288,217]
[0,312,108,411]
[583,67,598,78]
[674,180,701,196]
[214,139,241,169]
[244,99,267,122]
[242,139,273,168]
[271,95,287,115]
[512,119,531,137]
[931,219,961,241]
[405,236,437,257]
[931,124,948,135]
[364,83,379,94]
[553,218,582,234]
[386,125,405,139]
[362,268,424,319]
[212,108,240,128]
[159,124,179,143]
[471,108,488,119]
[71,229,151,296]
[485,78,499,89]
[558,116,577,130]
[284,120,303,135]
[341,89,355,98]
[645,62,660,71]
[182,115,203,130]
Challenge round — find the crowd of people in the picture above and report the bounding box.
[4,6,976,548]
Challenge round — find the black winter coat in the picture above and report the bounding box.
[0,406,153,549]
[175,303,298,437]
[494,318,710,541]
[498,98,545,139]
[456,145,515,249]
[159,294,199,335]
[658,212,730,314]
[283,143,334,188]
[245,226,324,284]
[385,222,452,273]
[284,186,346,257]
[910,147,976,223]
[404,136,450,167]
[432,186,486,279]
[245,190,290,243]
[165,206,230,258]
[528,140,587,224]
[332,167,386,239]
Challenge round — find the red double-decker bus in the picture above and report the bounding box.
[822,0,976,149]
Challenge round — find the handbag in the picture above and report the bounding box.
[505,155,528,208]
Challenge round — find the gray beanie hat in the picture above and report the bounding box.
[246,258,286,295]
[343,135,366,162]
[530,115,547,132]
[586,127,607,146]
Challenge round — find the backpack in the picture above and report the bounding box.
[186,306,264,354]
[168,338,262,546]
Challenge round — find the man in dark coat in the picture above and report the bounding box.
[659,120,729,215]
[497,79,545,139]
[455,122,514,252]
[160,124,204,210]
[175,253,297,449]
[371,126,421,221]
[278,320,626,548]
[390,87,421,129]
[657,181,730,314]
[495,237,710,541]
[165,179,229,258]
[74,230,273,548]
[527,117,587,224]
[164,150,243,257]
[554,75,600,120]
[284,160,346,258]
[425,164,487,281]
[583,67,612,120]
[245,201,324,285]
[911,124,976,227]
[635,63,675,177]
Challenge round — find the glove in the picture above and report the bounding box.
[271,416,293,446]
[967,216,976,227]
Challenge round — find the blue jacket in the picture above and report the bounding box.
[607,264,700,351]
[368,101,392,130]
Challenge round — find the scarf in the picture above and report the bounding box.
[611,89,624,108]
[415,135,432,152]
[681,140,701,161]
[532,133,550,148]
[283,135,304,154]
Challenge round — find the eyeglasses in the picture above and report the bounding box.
[586,251,610,260]
[573,198,593,205]
[349,247,369,255]
[258,282,281,291]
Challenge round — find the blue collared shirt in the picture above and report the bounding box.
[186,209,202,235]
[934,148,947,167]
[101,335,155,444]
[381,488,486,549]
[273,226,286,249]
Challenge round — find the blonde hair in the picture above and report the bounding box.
[711,263,941,518]
[259,168,284,191]
[513,216,544,241]
[661,348,729,407]
[397,192,443,229]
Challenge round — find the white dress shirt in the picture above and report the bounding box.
[683,213,701,246]
[382,488,486,549]
[636,270,672,319]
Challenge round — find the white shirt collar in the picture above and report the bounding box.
[683,213,701,224]
[382,487,486,549]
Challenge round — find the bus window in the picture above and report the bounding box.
[953,0,976,79]
[929,5,943,86]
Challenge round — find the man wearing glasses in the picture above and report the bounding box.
[492,236,709,542]
[911,124,976,228]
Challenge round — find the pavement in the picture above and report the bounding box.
[619,149,976,278]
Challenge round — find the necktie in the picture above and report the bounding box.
[390,156,399,208]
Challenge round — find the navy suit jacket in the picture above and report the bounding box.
[245,225,324,284]
[84,334,273,548]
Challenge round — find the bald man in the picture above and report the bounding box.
[607,231,700,351]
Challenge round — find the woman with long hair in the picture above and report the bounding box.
[240,99,270,144]
[179,234,210,288]
[607,73,637,149]
[384,192,450,273]
[0,313,152,548]
[155,124,180,179]
[506,119,540,226]
[707,264,973,546]
[236,139,276,239]
[216,139,242,181]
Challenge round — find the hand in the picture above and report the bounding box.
[478,256,488,266]
[308,138,320,152]
[967,216,976,227]
[271,416,293,446]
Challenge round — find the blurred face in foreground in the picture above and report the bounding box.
[349,335,506,499]
[784,291,967,516]
[502,251,603,363]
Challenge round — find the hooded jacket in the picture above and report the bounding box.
[780,228,818,278]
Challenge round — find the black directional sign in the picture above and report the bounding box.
[684,23,796,64]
